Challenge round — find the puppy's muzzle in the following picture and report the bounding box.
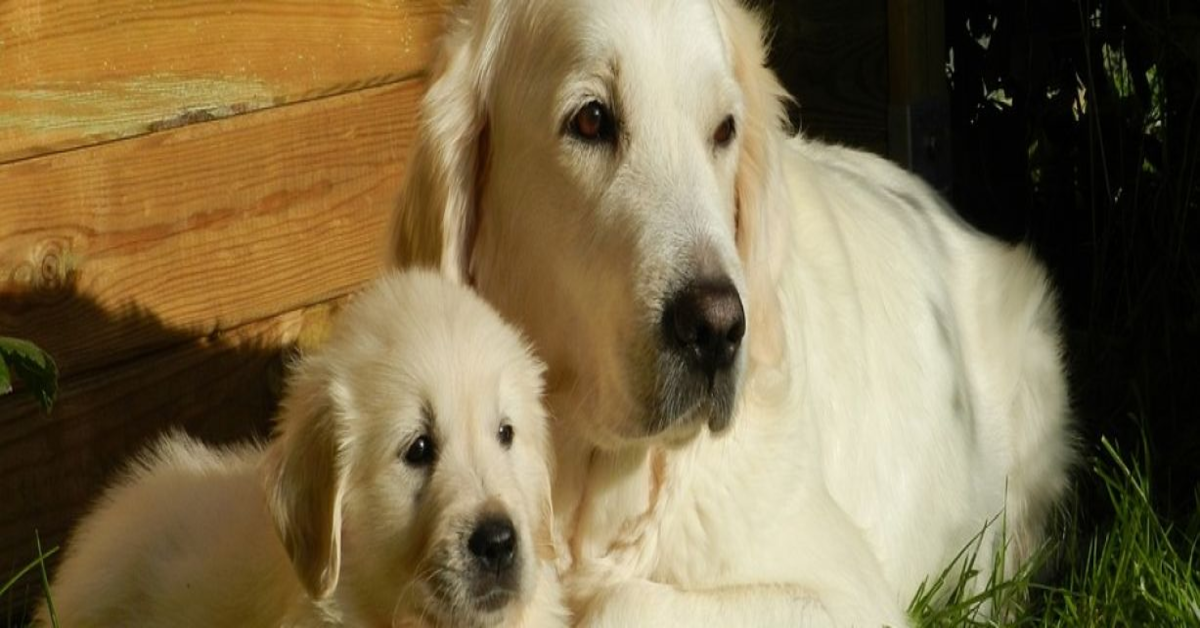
[465,513,521,611]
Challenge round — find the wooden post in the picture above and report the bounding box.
[888,0,951,191]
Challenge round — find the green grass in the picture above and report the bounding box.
[911,436,1200,627]
[4,437,1196,627]
[2,534,56,628]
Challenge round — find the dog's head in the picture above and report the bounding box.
[393,0,791,450]
[263,270,553,628]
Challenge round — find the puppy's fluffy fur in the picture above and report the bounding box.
[38,270,567,628]
[392,1,1074,626]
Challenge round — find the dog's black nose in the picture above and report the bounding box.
[468,516,517,574]
[663,280,746,375]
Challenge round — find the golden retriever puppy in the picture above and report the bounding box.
[392,1,1074,626]
[38,270,567,628]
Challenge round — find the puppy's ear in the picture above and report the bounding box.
[390,4,497,284]
[715,1,791,373]
[262,370,346,600]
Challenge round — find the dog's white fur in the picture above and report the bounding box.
[391,1,1074,626]
[39,271,567,628]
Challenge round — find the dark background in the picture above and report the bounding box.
[757,0,1200,526]
[942,0,1200,526]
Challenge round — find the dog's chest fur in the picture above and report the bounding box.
[556,410,829,589]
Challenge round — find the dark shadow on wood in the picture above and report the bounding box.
[1,278,294,625]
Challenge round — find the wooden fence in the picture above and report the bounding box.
[0,1,450,611]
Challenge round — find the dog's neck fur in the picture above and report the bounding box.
[547,383,755,595]
[550,426,659,595]
[552,433,656,560]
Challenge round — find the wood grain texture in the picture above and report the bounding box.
[0,297,343,602]
[886,0,951,188]
[888,0,947,103]
[0,79,422,380]
[756,0,889,153]
[0,0,450,163]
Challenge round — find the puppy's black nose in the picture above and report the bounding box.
[468,516,517,574]
[663,279,746,375]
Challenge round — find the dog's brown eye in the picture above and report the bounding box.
[569,101,616,144]
[714,115,736,147]
[403,435,436,467]
[498,424,514,449]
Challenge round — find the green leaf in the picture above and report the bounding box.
[0,336,59,414]
[0,356,10,396]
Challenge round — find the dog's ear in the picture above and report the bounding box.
[391,5,496,285]
[715,0,791,373]
[262,369,347,600]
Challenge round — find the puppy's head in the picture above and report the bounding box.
[263,269,553,627]
[393,0,791,450]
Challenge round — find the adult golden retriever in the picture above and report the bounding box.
[393,2,1074,625]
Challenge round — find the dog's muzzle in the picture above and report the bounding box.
[651,277,745,435]
[426,510,524,626]
[465,513,521,611]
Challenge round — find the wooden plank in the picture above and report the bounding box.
[758,0,889,153]
[887,0,950,190]
[887,0,947,104]
[0,79,422,380]
[0,297,344,616]
[0,0,450,163]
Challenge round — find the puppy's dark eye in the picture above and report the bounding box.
[713,115,736,147]
[569,101,617,144]
[402,435,436,467]
[498,424,514,449]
